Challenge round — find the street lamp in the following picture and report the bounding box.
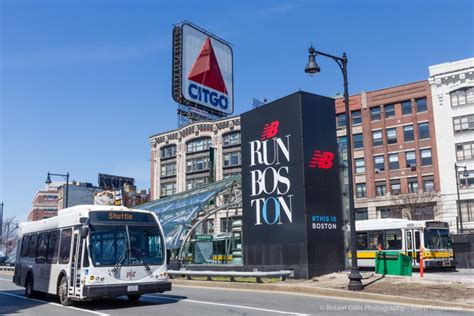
[455,163,470,233]
[45,172,70,208]
[305,46,364,291]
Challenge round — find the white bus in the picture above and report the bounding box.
[354,219,455,269]
[13,205,171,305]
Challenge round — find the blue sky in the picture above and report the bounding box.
[1,0,473,221]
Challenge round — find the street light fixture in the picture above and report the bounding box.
[305,45,364,291]
[455,163,470,233]
[45,172,70,208]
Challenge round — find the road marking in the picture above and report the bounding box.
[0,291,109,316]
[144,294,309,315]
[171,284,473,312]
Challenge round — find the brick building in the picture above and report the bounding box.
[335,80,441,221]
[27,182,62,221]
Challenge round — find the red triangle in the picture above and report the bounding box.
[187,37,228,95]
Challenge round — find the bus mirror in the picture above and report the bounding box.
[166,249,171,265]
[81,226,90,239]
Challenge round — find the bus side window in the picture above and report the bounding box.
[415,231,420,250]
[27,234,38,258]
[406,231,413,251]
[20,235,30,258]
[46,230,60,264]
[356,232,368,250]
[36,232,49,264]
[384,230,402,250]
[59,228,72,264]
[368,231,383,250]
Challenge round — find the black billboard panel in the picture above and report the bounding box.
[241,91,344,278]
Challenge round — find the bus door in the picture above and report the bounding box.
[414,230,421,266]
[405,230,415,263]
[69,231,83,297]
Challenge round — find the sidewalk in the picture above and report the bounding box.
[171,270,474,311]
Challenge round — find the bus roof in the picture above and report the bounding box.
[19,205,153,234]
[355,219,450,231]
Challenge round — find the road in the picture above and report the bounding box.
[0,275,470,315]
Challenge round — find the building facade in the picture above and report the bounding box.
[429,58,474,232]
[149,116,241,200]
[27,182,62,221]
[335,81,441,222]
[57,182,103,210]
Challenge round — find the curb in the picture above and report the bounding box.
[170,279,474,311]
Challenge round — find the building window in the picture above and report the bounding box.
[353,133,363,149]
[386,128,397,144]
[223,152,241,167]
[388,153,399,170]
[453,114,474,133]
[456,141,474,161]
[418,122,430,139]
[376,182,387,196]
[186,157,209,173]
[402,100,412,115]
[423,176,435,192]
[459,170,474,188]
[450,87,474,107]
[374,155,385,172]
[371,106,381,120]
[385,104,395,118]
[43,195,58,200]
[420,148,432,166]
[160,183,176,197]
[356,183,367,198]
[356,208,368,220]
[459,200,474,223]
[160,145,176,158]
[372,130,383,147]
[416,98,428,112]
[160,163,176,177]
[186,177,209,190]
[187,137,212,153]
[390,179,401,195]
[355,158,365,174]
[352,110,362,125]
[408,177,419,193]
[336,113,347,128]
[223,132,241,147]
[405,151,416,168]
[403,125,414,142]
[337,136,348,162]
[378,207,401,219]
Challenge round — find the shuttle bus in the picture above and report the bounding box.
[13,205,171,305]
[355,219,455,269]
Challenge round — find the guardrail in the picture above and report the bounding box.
[0,267,14,272]
[168,270,292,283]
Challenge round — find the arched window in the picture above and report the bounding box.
[450,87,474,107]
[186,137,212,153]
[222,131,241,147]
[160,145,176,158]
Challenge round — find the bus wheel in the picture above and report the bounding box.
[58,276,73,306]
[127,294,141,302]
[25,274,36,298]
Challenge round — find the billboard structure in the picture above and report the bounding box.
[241,91,345,279]
[172,21,233,125]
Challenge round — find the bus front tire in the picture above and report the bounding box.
[127,294,141,302]
[58,276,73,306]
[25,274,36,298]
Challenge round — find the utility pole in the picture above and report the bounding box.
[0,202,3,252]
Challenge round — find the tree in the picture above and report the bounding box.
[389,191,441,220]
[1,217,19,257]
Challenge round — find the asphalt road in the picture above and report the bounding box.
[0,275,470,316]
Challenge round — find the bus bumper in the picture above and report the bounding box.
[424,259,455,268]
[82,281,172,298]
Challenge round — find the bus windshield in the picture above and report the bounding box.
[424,228,452,249]
[89,224,164,267]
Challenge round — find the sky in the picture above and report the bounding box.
[1,0,473,221]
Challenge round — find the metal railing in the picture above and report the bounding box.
[168,269,292,283]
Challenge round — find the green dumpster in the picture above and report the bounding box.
[375,251,412,276]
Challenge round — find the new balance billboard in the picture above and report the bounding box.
[241,91,345,279]
[172,22,233,116]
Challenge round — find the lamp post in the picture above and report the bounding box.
[455,163,470,233]
[45,172,70,208]
[305,46,363,291]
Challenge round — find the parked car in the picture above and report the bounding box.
[5,256,15,266]
[0,256,8,265]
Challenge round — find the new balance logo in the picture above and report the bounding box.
[309,150,334,169]
[260,120,279,141]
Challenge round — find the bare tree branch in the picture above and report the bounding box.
[389,191,441,220]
